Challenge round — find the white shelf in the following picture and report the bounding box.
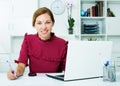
[81,17,105,19]
[81,34,106,36]
[79,0,120,61]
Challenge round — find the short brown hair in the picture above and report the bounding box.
[32,7,55,26]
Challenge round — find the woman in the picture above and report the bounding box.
[7,7,68,80]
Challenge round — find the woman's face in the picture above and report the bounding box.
[34,13,54,40]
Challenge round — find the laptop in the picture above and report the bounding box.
[46,41,113,81]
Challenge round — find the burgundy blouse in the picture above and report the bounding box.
[15,33,68,74]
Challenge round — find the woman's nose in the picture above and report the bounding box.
[42,24,47,29]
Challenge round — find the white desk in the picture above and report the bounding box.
[0,73,120,86]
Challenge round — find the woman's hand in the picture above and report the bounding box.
[7,69,18,80]
[7,62,26,80]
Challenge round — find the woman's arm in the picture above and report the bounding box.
[7,62,26,80]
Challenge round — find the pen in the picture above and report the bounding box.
[6,60,14,74]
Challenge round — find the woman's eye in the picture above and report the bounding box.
[37,22,42,24]
[46,22,51,24]
[36,21,52,25]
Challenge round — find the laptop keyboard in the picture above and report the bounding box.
[56,75,64,78]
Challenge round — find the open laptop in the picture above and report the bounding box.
[46,41,113,81]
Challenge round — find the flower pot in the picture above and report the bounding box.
[68,29,73,34]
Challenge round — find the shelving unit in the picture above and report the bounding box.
[79,0,120,49]
[80,0,106,41]
[79,0,120,71]
[106,0,120,65]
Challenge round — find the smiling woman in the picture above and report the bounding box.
[34,13,54,40]
[7,7,68,80]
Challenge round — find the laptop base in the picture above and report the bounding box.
[46,74,103,82]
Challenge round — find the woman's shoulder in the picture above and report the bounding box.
[24,33,37,36]
[53,35,68,46]
[23,33,38,42]
[24,33,37,38]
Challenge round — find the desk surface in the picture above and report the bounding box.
[0,73,120,86]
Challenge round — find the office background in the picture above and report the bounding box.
[0,0,120,73]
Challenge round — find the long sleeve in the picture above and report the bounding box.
[15,33,29,66]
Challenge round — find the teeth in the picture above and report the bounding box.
[42,31,47,34]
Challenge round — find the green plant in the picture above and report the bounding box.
[66,1,75,30]
[68,17,75,30]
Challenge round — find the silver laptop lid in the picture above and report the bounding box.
[64,41,113,81]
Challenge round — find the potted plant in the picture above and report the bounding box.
[67,1,75,34]
[68,17,75,34]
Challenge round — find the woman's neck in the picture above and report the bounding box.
[38,34,51,41]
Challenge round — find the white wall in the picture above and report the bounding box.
[39,0,80,36]
[0,0,80,72]
[39,0,68,36]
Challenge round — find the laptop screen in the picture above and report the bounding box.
[46,41,113,81]
[64,41,113,81]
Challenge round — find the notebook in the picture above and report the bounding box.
[46,41,113,81]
